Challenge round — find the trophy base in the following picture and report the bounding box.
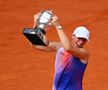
[23,28,47,46]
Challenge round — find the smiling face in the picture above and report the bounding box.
[71,35,87,48]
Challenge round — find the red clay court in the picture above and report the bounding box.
[0,0,108,90]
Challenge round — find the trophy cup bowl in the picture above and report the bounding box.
[23,10,53,46]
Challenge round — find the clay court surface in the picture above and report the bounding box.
[0,0,108,90]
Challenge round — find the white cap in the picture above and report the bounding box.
[73,26,90,41]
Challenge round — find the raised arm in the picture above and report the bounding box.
[52,16,89,60]
[31,41,62,52]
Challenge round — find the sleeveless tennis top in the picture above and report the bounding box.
[53,47,87,90]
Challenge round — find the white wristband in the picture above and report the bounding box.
[56,25,63,30]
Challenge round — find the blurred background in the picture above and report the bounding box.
[0,0,108,90]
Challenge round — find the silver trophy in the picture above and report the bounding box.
[23,10,53,46]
